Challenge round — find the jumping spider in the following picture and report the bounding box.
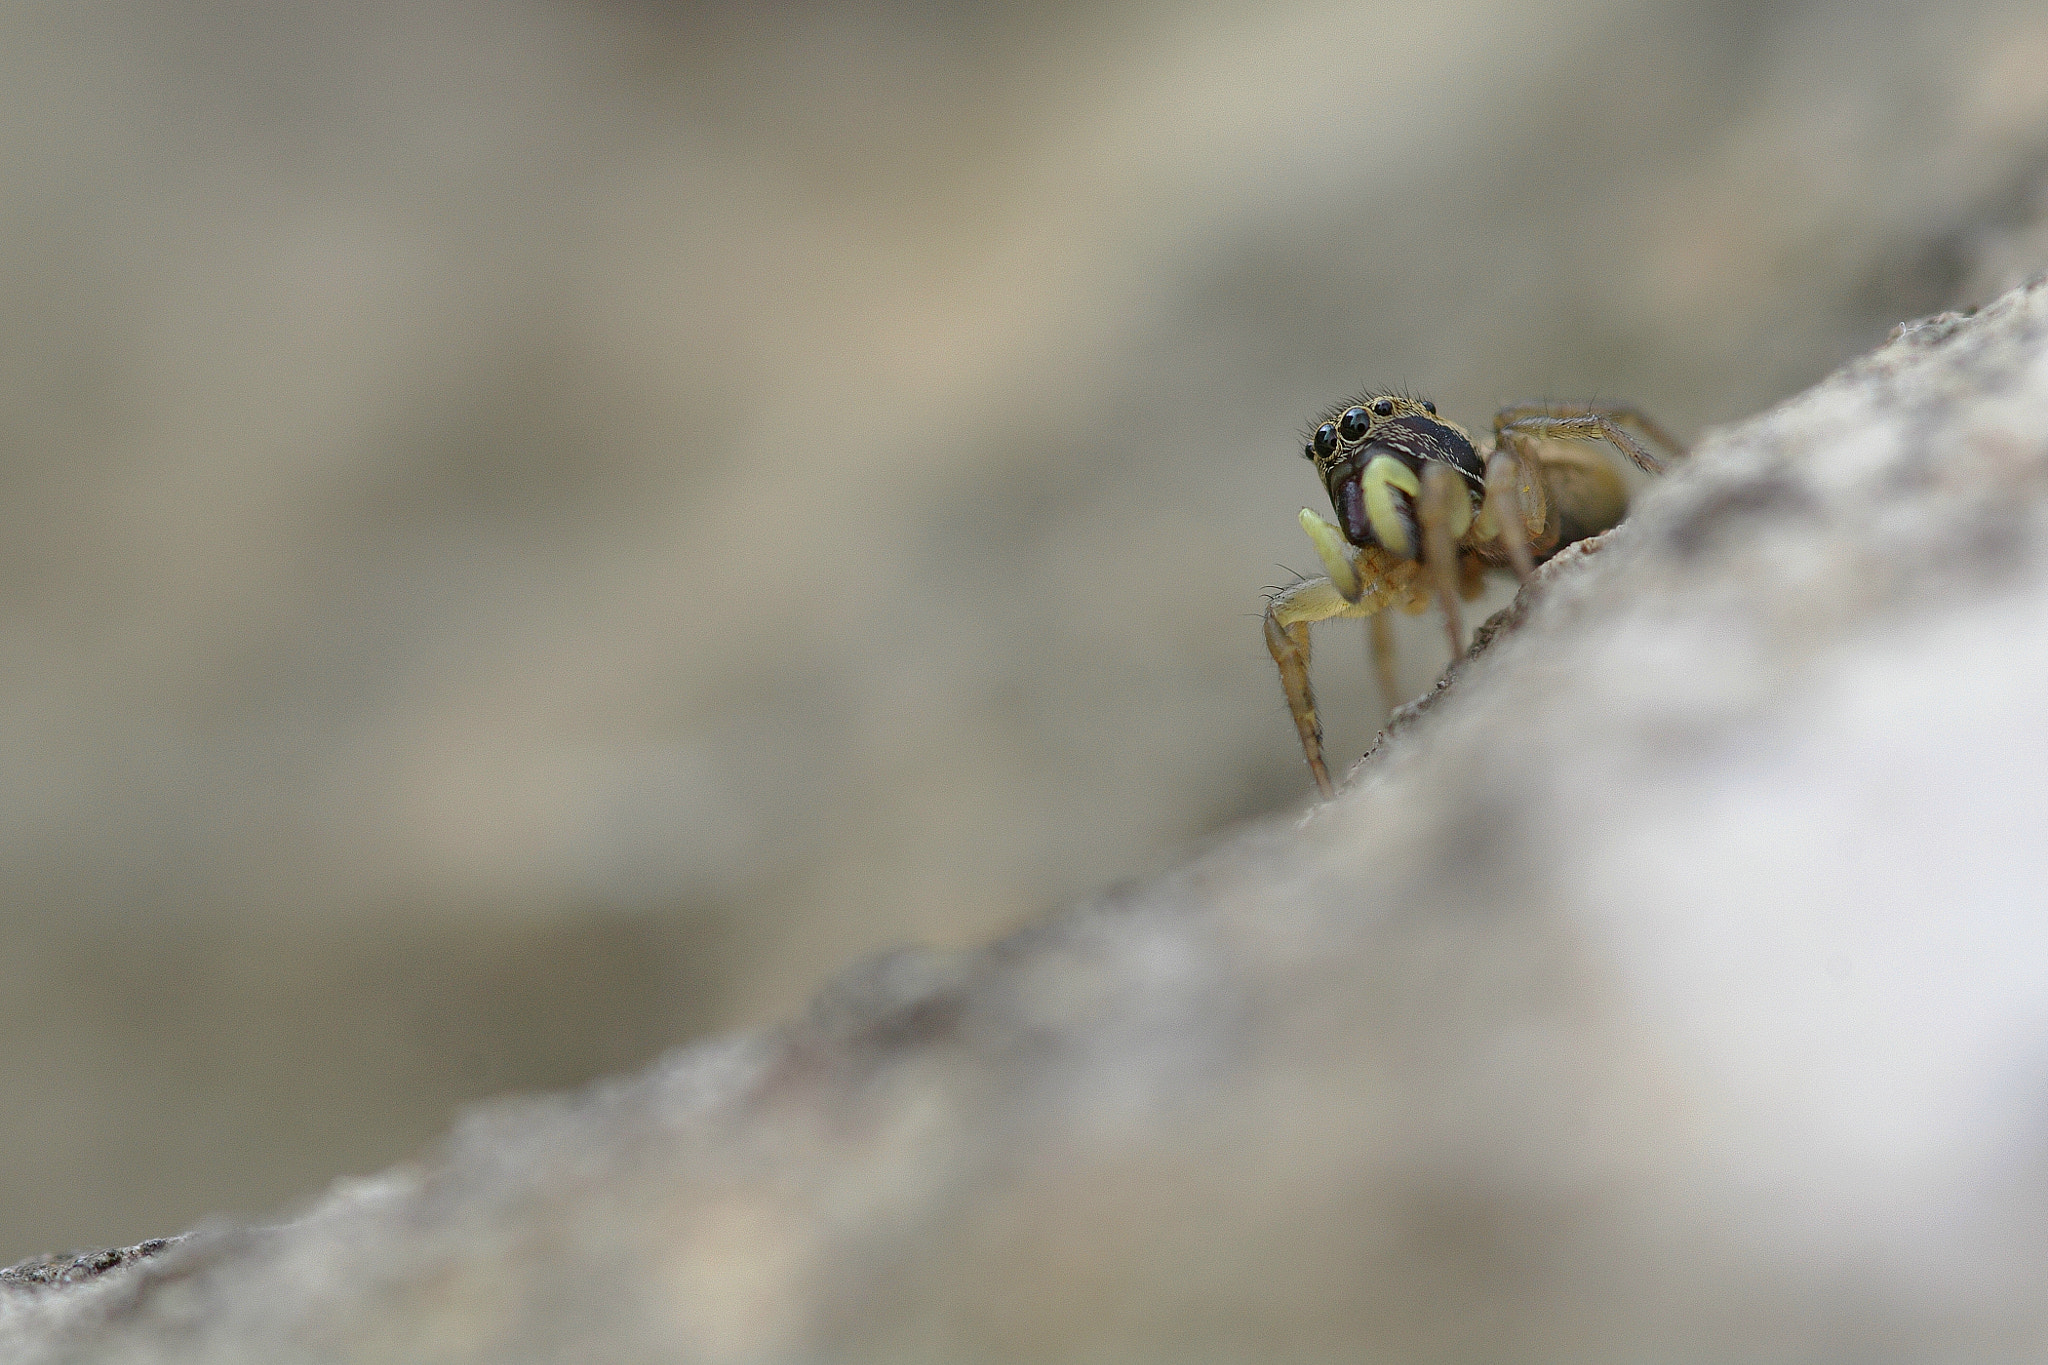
[1263,394,1684,795]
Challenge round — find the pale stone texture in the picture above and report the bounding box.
[7,275,2047,1363]
[8,0,2048,1255]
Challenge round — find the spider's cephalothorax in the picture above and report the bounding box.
[1265,393,1685,795]
[1302,395,1484,560]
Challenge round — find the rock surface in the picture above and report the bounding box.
[8,275,2048,1361]
[9,1,2048,1254]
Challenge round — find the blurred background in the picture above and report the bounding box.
[2,0,2044,1259]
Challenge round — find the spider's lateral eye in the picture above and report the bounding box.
[1312,423,1338,458]
[1371,397,1395,418]
[1337,406,1370,442]
[1422,399,1437,415]
[1301,440,1316,461]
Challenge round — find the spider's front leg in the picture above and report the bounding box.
[1478,444,1547,580]
[1264,512,1424,796]
[1418,462,1473,656]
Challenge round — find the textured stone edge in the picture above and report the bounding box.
[6,280,2045,1347]
[0,1238,188,1295]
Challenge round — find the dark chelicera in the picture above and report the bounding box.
[1317,414,1485,551]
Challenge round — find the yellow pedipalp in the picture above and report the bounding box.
[1439,478,1475,539]
[1363,455,1421,558]
[1299,507,1362,601]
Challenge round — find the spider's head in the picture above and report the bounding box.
[1301,394,1483,559]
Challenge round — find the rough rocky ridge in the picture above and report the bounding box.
[10,0,2048,1256]
[6,273,2047,1361]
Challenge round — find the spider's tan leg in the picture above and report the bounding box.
[1491,426,1566,561]
[1264,554,1422,796]
[1418,462,1470,658]
[1493,404,1686,474]
[1305,503,1399,712]
[1481,447,1538,581]
[1367,612,1399,718]
[1457,551,1489,601]
[1264,579,1347,797]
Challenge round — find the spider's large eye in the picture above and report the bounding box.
[1312,423,1338,458]
[1371,397,1395,418]
[1421,399,1437,415]
[1337,406,1370,441]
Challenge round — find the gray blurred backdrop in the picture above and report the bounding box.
[3,0,2046,1258]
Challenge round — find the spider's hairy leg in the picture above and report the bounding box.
[1367,612,1399,719]
[1493,403,1686,474]
[1488,426,1566,564]
[1480,447,1538,580]
[1457,548,1489,600]
[1264,559,1419,797]
[1263,581,1340,797]
[1418,463,1471,658]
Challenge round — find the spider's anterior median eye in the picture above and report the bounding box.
[1371,397,1395,417]
[1312,423,1339,458]
[1422,399,1437,415]
[1337,406,1370,441]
